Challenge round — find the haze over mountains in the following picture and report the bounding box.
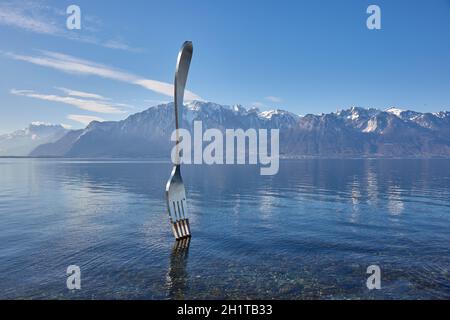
[3,101,450,158]
[0,122,68,156]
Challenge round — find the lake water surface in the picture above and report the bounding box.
[0,158,449,299]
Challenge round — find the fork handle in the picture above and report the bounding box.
[174,41,193,165]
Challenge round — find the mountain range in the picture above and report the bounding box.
[0,122,68,156]
[3,101,450,158]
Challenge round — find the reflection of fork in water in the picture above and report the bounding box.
[166,237,190,299]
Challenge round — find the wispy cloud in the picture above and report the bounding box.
[0,2,59,35]
[265,96,283,103]
[60,123,72,129]
[144,99,171,106]
[251,96,284,109]
[10,88,126,114]
[67,114,105,126]
[251,102,266,109]
[31,121,55,126]
[5,50,202,100]
[0,1,139,52]
[102,39,142,53]
[56,87,110,101]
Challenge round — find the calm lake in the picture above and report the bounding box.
[0,158,449,299]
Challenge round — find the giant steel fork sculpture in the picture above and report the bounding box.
[165,41,193,240]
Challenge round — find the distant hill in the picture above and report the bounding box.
[0,122,68,156]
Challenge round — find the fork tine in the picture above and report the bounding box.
[177,201,188,236]
[182,222,188,238]
[177,220,186,238]
[184,219,191,237]
[168,205,180,239]
[173,201,186,238]
[172,222,181,239]
[171,202,180,239]
[180,200,191,237]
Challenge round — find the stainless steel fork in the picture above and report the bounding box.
[165,41,193,240]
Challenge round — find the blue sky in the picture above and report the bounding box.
[1,0,450,133]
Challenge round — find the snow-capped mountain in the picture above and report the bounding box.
[31,101,300,157]
[0,122,68,156]
[285,106,450,156]
[29,101,450,158]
